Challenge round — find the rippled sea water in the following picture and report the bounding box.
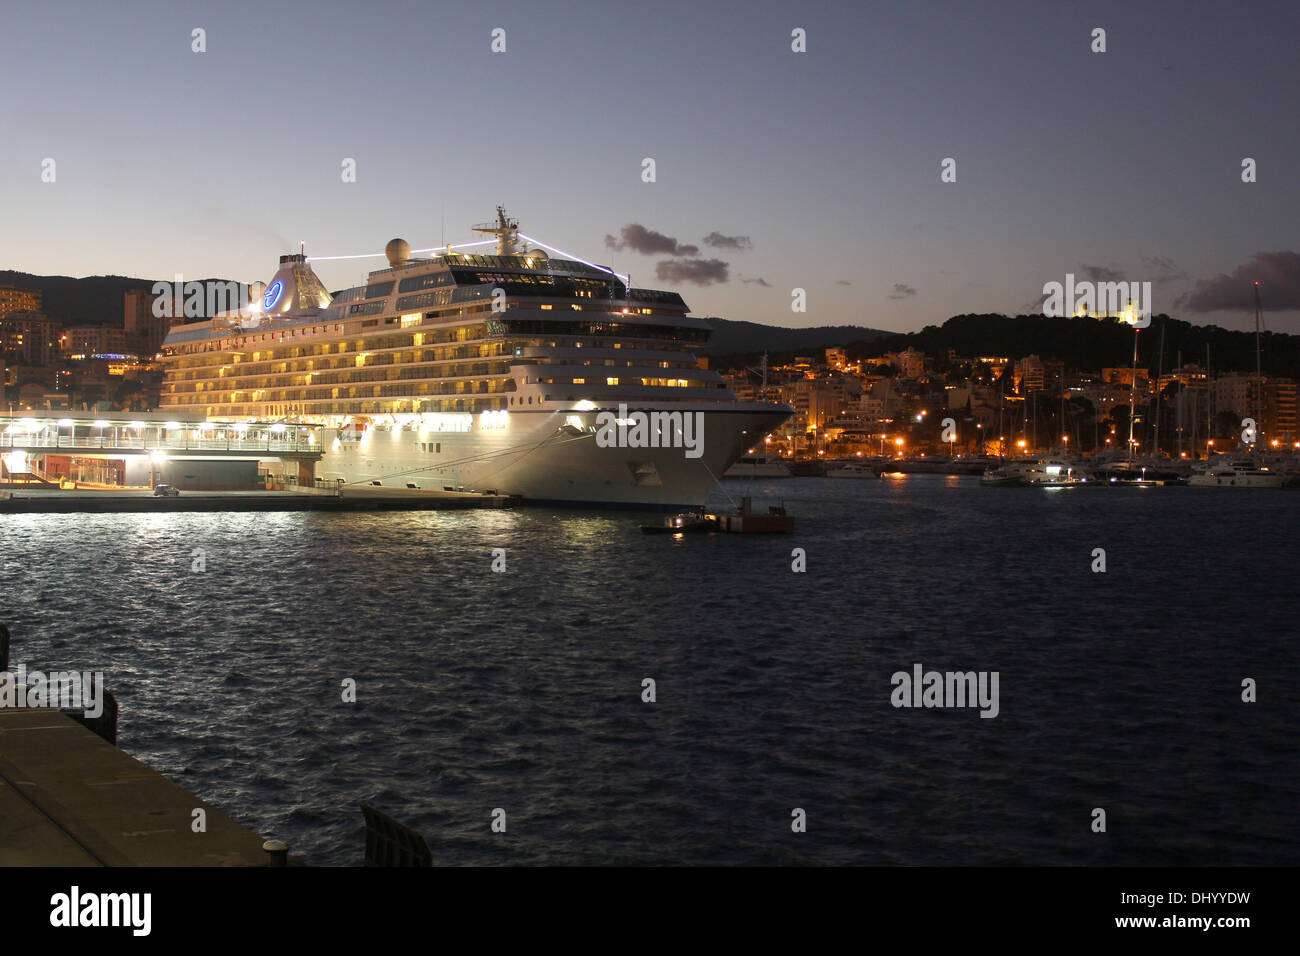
[3,475,1297,866]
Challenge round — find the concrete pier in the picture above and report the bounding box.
[0,487,513,513]
[0,708,270,866]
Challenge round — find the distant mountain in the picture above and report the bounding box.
[866,313,1300,377]
[0,272,242,326]
[701,317,890,358]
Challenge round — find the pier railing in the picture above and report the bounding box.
[1,433,319,454]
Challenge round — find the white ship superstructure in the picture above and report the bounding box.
[159,211,792,506]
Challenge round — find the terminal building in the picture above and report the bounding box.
[0,411,322,490]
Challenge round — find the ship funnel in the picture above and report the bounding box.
[261,253,333,316]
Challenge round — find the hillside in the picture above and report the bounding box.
[0,271,243,326]
[700,317,890,357]
[865,313,1300,377]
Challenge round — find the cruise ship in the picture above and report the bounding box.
[159,210,792,507]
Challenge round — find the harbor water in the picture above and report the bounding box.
[2,475,1296,865]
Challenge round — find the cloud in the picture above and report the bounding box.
[702,232,753,251]
[740,276,771,287]
[1080,264,1124,282]
[1141,256,1187,286]
[835,280,851,286]
[656,258,729,286]
[1178,251,1300,312]
[888,283,917,300]
[605,224,697,257]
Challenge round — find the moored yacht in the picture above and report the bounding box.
[826,459,879,478]
[1188,458,1284,488]
[722,453,794,478]
[981,457,1083,487]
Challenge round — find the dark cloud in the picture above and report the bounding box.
[1141,256,1187,286]
[1079,264,1125,283]
[702,232,753,251]
[740,276,771,287]
[656,258,729,286]
[605,224,697,257]
[1178,251,1300,312]
[835,280,851,286]
[888,283,917,299]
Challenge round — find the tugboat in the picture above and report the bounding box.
[714,496,795,533]
[641,509,718,534]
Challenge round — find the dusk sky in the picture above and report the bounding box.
[2,0,1297,332]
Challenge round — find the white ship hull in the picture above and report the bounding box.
[315,404,789,508]
[1188,471,1284,488]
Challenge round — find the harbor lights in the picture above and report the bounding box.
[895,437,904,458]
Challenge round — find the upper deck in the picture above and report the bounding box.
[159,228,730,419]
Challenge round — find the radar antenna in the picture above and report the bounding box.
[472,206,520,255]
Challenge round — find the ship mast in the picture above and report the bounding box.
[472,206,521,256]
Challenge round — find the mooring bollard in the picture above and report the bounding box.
[263,839,289,866]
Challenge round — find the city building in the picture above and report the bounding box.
[63,325,129,358]
[0,313,63,366]
[125,289,183,357]
[0,286,43,317]
[1014,354,1045,393]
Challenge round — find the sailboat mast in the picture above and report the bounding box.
[1205,342,1213,458]
[1176,348,1183,458]
[1127,324,1139,457]
[1253,281,1263,445]
[1151,320,1165,457]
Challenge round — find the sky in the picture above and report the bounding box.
[1,0,1297,333]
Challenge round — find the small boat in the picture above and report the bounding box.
[826,461,879,478]
[1091,458,1186,485]
[980,458,1083,487]
[723,454,793,478]
[1021,458,1084,486]
[714,496,795,533]
[641,511,718,534]
[979,460,1032,486]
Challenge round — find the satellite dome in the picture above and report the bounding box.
[385,238,411,267]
